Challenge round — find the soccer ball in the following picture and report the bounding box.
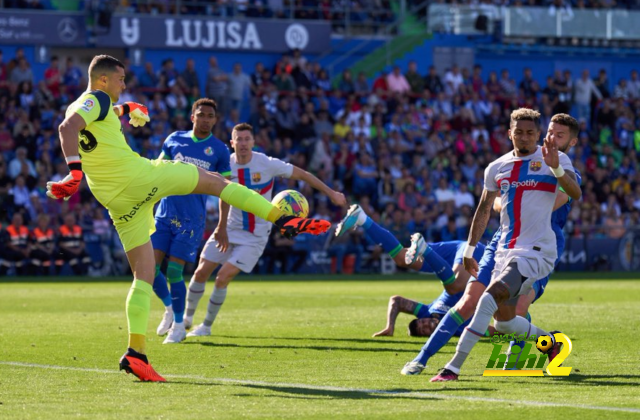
[536,334,555,353]
[271,189,309,218]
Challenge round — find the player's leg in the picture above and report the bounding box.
[119,240,165,382]
[185,233,226,328]
[405,235,459,289]
[151,246,174,336]
[336,204,406,266]
[189,240,261,336]
[162,257,188,344]
[502,289,536,369]
[435,261,546,381]
[191,167,329,236]
[185,257,220,328]
[402,280,486,375]
[189,262,242,337]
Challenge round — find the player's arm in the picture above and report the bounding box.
[542,137,581,200]
[290,166,347,206]
[463,188,499,278]
[47,113,87,200]
[373,295,419,337]
[215,178,231,252]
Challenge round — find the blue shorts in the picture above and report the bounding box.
[426,241,486,270]
[150,217,204,263]
[532,276,548,303]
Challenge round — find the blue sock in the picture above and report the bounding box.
[167,261,186,323]
[420,245,456,285]
[362,217,402,257]
[414,308,466,365]
[152,264,172,307]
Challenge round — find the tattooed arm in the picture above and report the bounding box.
[463,188,500,277]
[373,295,420,337]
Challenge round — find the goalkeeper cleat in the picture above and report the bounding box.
[275,215,331,238]
[156,307,174,336]
[430,368,459,382]
[163,323,186,344]
[335,204,366,237]
[119,348,166,382]
[405,233,427,265]
[186,323,211,337]
[401,361,425,376]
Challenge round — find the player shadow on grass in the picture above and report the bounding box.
[181,341,441,354]
[211,335,421,345]
[165,383,495,399]
[503,374,640,388]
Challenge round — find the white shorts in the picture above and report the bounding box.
[200,229,268,273]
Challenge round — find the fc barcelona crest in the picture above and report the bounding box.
[252,172,262,183]
[530,161,542,172]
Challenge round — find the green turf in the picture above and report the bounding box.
[1,279,639,419]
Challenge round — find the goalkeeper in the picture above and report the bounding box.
[47,54,330,382]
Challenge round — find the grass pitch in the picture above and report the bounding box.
[1,277,639,419]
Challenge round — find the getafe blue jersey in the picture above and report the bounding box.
[154,130,231,224]
[415,290,469,335]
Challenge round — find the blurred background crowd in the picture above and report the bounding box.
[0,46,638,275]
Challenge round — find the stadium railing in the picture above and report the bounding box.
[428,4,640,42]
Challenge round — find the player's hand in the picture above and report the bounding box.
[214,226,229,253]
[542,135,560,169]
[46,170,83,201]
[329,190,347,207]
[116,102,150,127]
[373,327,394,337]
[463,257,479,278]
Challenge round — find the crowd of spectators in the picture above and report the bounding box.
[0,46,638,276]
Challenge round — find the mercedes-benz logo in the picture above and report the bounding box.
[58,18,78,43]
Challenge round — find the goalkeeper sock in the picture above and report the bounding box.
[126,279,153,354]
[420,245,456,285]
[204,287,227,327]
[152,265,172,308]
[362,217,402,258]
[186,278,206,318]
[167,261,186,324]
[220,183,284,224]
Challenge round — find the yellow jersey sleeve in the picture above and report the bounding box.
[68,92,111,126]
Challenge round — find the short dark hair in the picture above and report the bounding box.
[408,319,419,336]
[550,113,579,139]
[191,98,218,116]
[233,122,253,134]
[510,108,541,129]
[88,55,124,82]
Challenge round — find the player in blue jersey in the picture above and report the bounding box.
[336,207,486,297]
[151,98,231,344]
[400,113,581,378]
[367,240,485,338]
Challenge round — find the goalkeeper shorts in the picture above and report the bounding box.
[107,159,199,252]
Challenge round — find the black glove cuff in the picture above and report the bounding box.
[122,103,131,114]
[68,161,82,172]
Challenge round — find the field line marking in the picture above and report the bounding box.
[2,361,640,414]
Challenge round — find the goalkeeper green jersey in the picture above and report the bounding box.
[66,89,145,205]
